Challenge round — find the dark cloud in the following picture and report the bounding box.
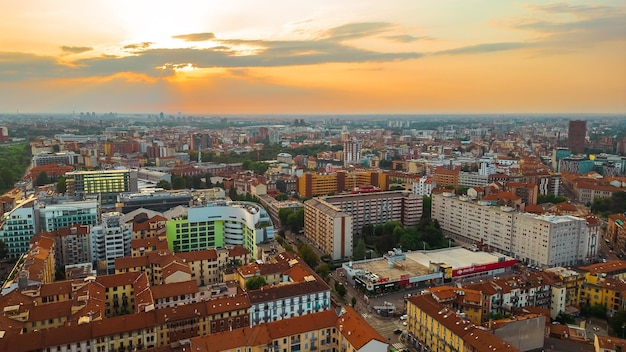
[0,52,70,82]
[435,42,534,55]
[385,35,424,43]
[172,32,216,42]
[514,3,625,46]
[0,22,422,82]
[123,42,154,52]
[61,46,92,54]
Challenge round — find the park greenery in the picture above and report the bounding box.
[591,192,626,218]
[278,208,304,234]
[354,218,447,259]
[0,143,31,194]
[187,143,342,166]
[537,193,568,204]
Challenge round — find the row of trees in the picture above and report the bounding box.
[186,143,341,166]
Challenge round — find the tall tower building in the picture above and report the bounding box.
[568,120,586,154]
[343,140,362,167]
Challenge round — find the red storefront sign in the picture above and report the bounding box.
[452,259,516,277]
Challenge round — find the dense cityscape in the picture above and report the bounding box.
[0,113,624,352]
[1,0,625,351]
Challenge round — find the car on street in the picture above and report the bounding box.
[394,329,403,334]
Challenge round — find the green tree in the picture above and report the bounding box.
[171,175,186,189]
[297,242,319,269]
[353,239,367,260]
[35,171,50,186]
[316,263,330,279]
[336,283,347,298]
[56,177,67,193]
[275,193,289,201]
[245,276,268,290]
[422,196,432,219]
[351,296,357,307]
[229,186,237,200]
[0,239,8,260]
[156,179,171,190]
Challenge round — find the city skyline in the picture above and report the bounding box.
[1,1,624,114]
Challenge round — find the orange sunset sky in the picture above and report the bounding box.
[0,0,624,114]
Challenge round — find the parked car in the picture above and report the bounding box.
[394,329,403,334]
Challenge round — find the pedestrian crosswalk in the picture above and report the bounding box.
[392,342,407,351]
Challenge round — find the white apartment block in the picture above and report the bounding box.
[433,193,514,254]
[458,172,489,188]
[511,214,586,267]
[413,176,436,196]
[432,193,592,267]
[91,212,132,274]
[248,281,331,326]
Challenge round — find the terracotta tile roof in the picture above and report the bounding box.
[429,286,457,302]
[247,280,329,304]
[228,245,250,258]
[27,300,73,322]
[189,309,341,351]
[155,301,206,324]
[131,236,169,250]
[205,294,251,315]
[39,281,73,297]
[91,311,157,337]
[409,294,519,352]
[151,280,198,299]
[162,261,192,279]
[336,306,387,349]
[596,335,626,351]
[464,327,519,352]
[191,326,270,351]
[525,204,545,214]
[115,255,149,270]
[579,260,626,275]
[177,248,218,262]
[95,271,142,288]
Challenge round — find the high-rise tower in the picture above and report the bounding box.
[568,120,586,154]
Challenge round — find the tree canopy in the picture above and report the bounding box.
[245,276,268,290]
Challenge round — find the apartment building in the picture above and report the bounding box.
[36,199,99,232]
[432,193,593,267]
[0,198,36,259]
[66,168,138,205]
[512,213,587,267]
[91,212,132,274]
[324,190,423,233]
[165,201,274,259]
[303,198,352,261]
[433,193,515,255]
[297,170,388,198]
[189,306,388,352]
[48,224,92,268]
[32,151,81,167]
[413,175,436,196]
[406,293,520,352]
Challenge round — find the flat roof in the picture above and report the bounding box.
[350,257,430,283]
[349,247,514,282]
[406,247,513,269]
